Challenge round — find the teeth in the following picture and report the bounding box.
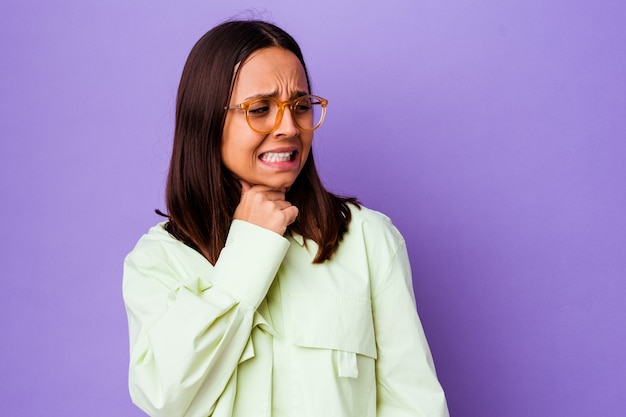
[260,152,293,162]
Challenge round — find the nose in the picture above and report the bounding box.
[272,106,300,137]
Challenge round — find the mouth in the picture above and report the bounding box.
[258,150,298,163]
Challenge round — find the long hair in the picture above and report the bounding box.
[163,20,358,264]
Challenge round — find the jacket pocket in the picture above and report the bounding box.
[285,295,377,361]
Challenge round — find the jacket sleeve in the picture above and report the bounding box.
[122,220,289,417]
[371,233,449,417]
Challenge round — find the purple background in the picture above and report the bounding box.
[1,1,625,416]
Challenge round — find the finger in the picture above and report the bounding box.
[263,190,287,201]
[272,200,293,210]
[283,205,299,226]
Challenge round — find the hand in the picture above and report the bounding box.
[233,181,299,235]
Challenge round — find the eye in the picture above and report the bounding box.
[247,99,272,117]
[294,97,313,114]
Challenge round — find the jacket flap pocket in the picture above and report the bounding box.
[286,295,377,359]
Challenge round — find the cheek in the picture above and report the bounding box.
[301,134,314,160]
[222,121,258,159]
[221,117,235,159]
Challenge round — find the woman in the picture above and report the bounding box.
[123,20,449,417]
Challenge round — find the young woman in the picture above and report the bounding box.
[123,20,449,417]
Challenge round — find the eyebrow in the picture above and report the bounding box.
[243,89,309,101]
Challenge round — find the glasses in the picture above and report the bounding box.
[226,94,328,134]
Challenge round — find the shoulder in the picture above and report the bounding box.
[338,204,412,295]
[336,204,407,276]
[126,222,188,261]
[347,204,405,248]
[124,222,208,282]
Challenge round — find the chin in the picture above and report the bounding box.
[270,180,296,190]
[259,176,297,190]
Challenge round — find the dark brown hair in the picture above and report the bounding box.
[162,20,358,264]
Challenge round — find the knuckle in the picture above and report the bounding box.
[252,193,267,205]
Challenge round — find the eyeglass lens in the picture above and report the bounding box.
[246,96,324,133]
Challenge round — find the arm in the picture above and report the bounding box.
[123,183,298,417]
[123,220,289,417]
[372,238,449,417]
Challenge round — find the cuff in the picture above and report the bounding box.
[211,220,290,309]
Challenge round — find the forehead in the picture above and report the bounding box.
[232,47,308,98]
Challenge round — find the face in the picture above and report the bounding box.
[221,47,313,190]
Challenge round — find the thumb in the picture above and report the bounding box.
[239,180,252,196]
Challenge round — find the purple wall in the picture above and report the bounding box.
[1,1,624,416]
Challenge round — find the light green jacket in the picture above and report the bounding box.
[123,206,449,417]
